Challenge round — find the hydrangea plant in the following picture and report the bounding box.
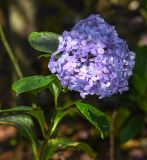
[0,15,135,160]
[49,15,135,98]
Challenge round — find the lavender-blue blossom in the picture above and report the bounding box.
[48,14,135,98]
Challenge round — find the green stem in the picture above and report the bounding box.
[40,107,77,160]
[32,143,39,160]
[50,107,76,135]
[0,25,23,78]
[39,110,58,160]
[109,111,117,160]
[25,128,39,160]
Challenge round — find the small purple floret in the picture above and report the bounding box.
[48,14,135,99]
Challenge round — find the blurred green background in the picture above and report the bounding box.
[0,0,147,160]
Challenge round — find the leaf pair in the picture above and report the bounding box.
[12,78,110,139]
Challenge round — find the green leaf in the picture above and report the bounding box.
[0,106,46,138]
[75,101,109,139]
[28,32,59,53]
[46,138,96,159]
[118,116,144,144]
[12,75,56,95]
[0,114,39,160]
[0,114,33,136]
[48,78,62,107]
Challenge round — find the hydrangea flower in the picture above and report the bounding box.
[48,14,135,98]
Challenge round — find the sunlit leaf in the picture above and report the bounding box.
[75,101,109,139]
[12,75,56,95]
[28,32,59,53]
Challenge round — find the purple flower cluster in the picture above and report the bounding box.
[48,14,135,98]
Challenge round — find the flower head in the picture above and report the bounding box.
[48,14,135,98]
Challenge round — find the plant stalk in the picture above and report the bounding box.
[39,107,76,160]
[0,25,23,78]
[39,110,58,160]
[109,111,117,160]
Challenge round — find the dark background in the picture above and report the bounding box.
[0,0,147,160]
